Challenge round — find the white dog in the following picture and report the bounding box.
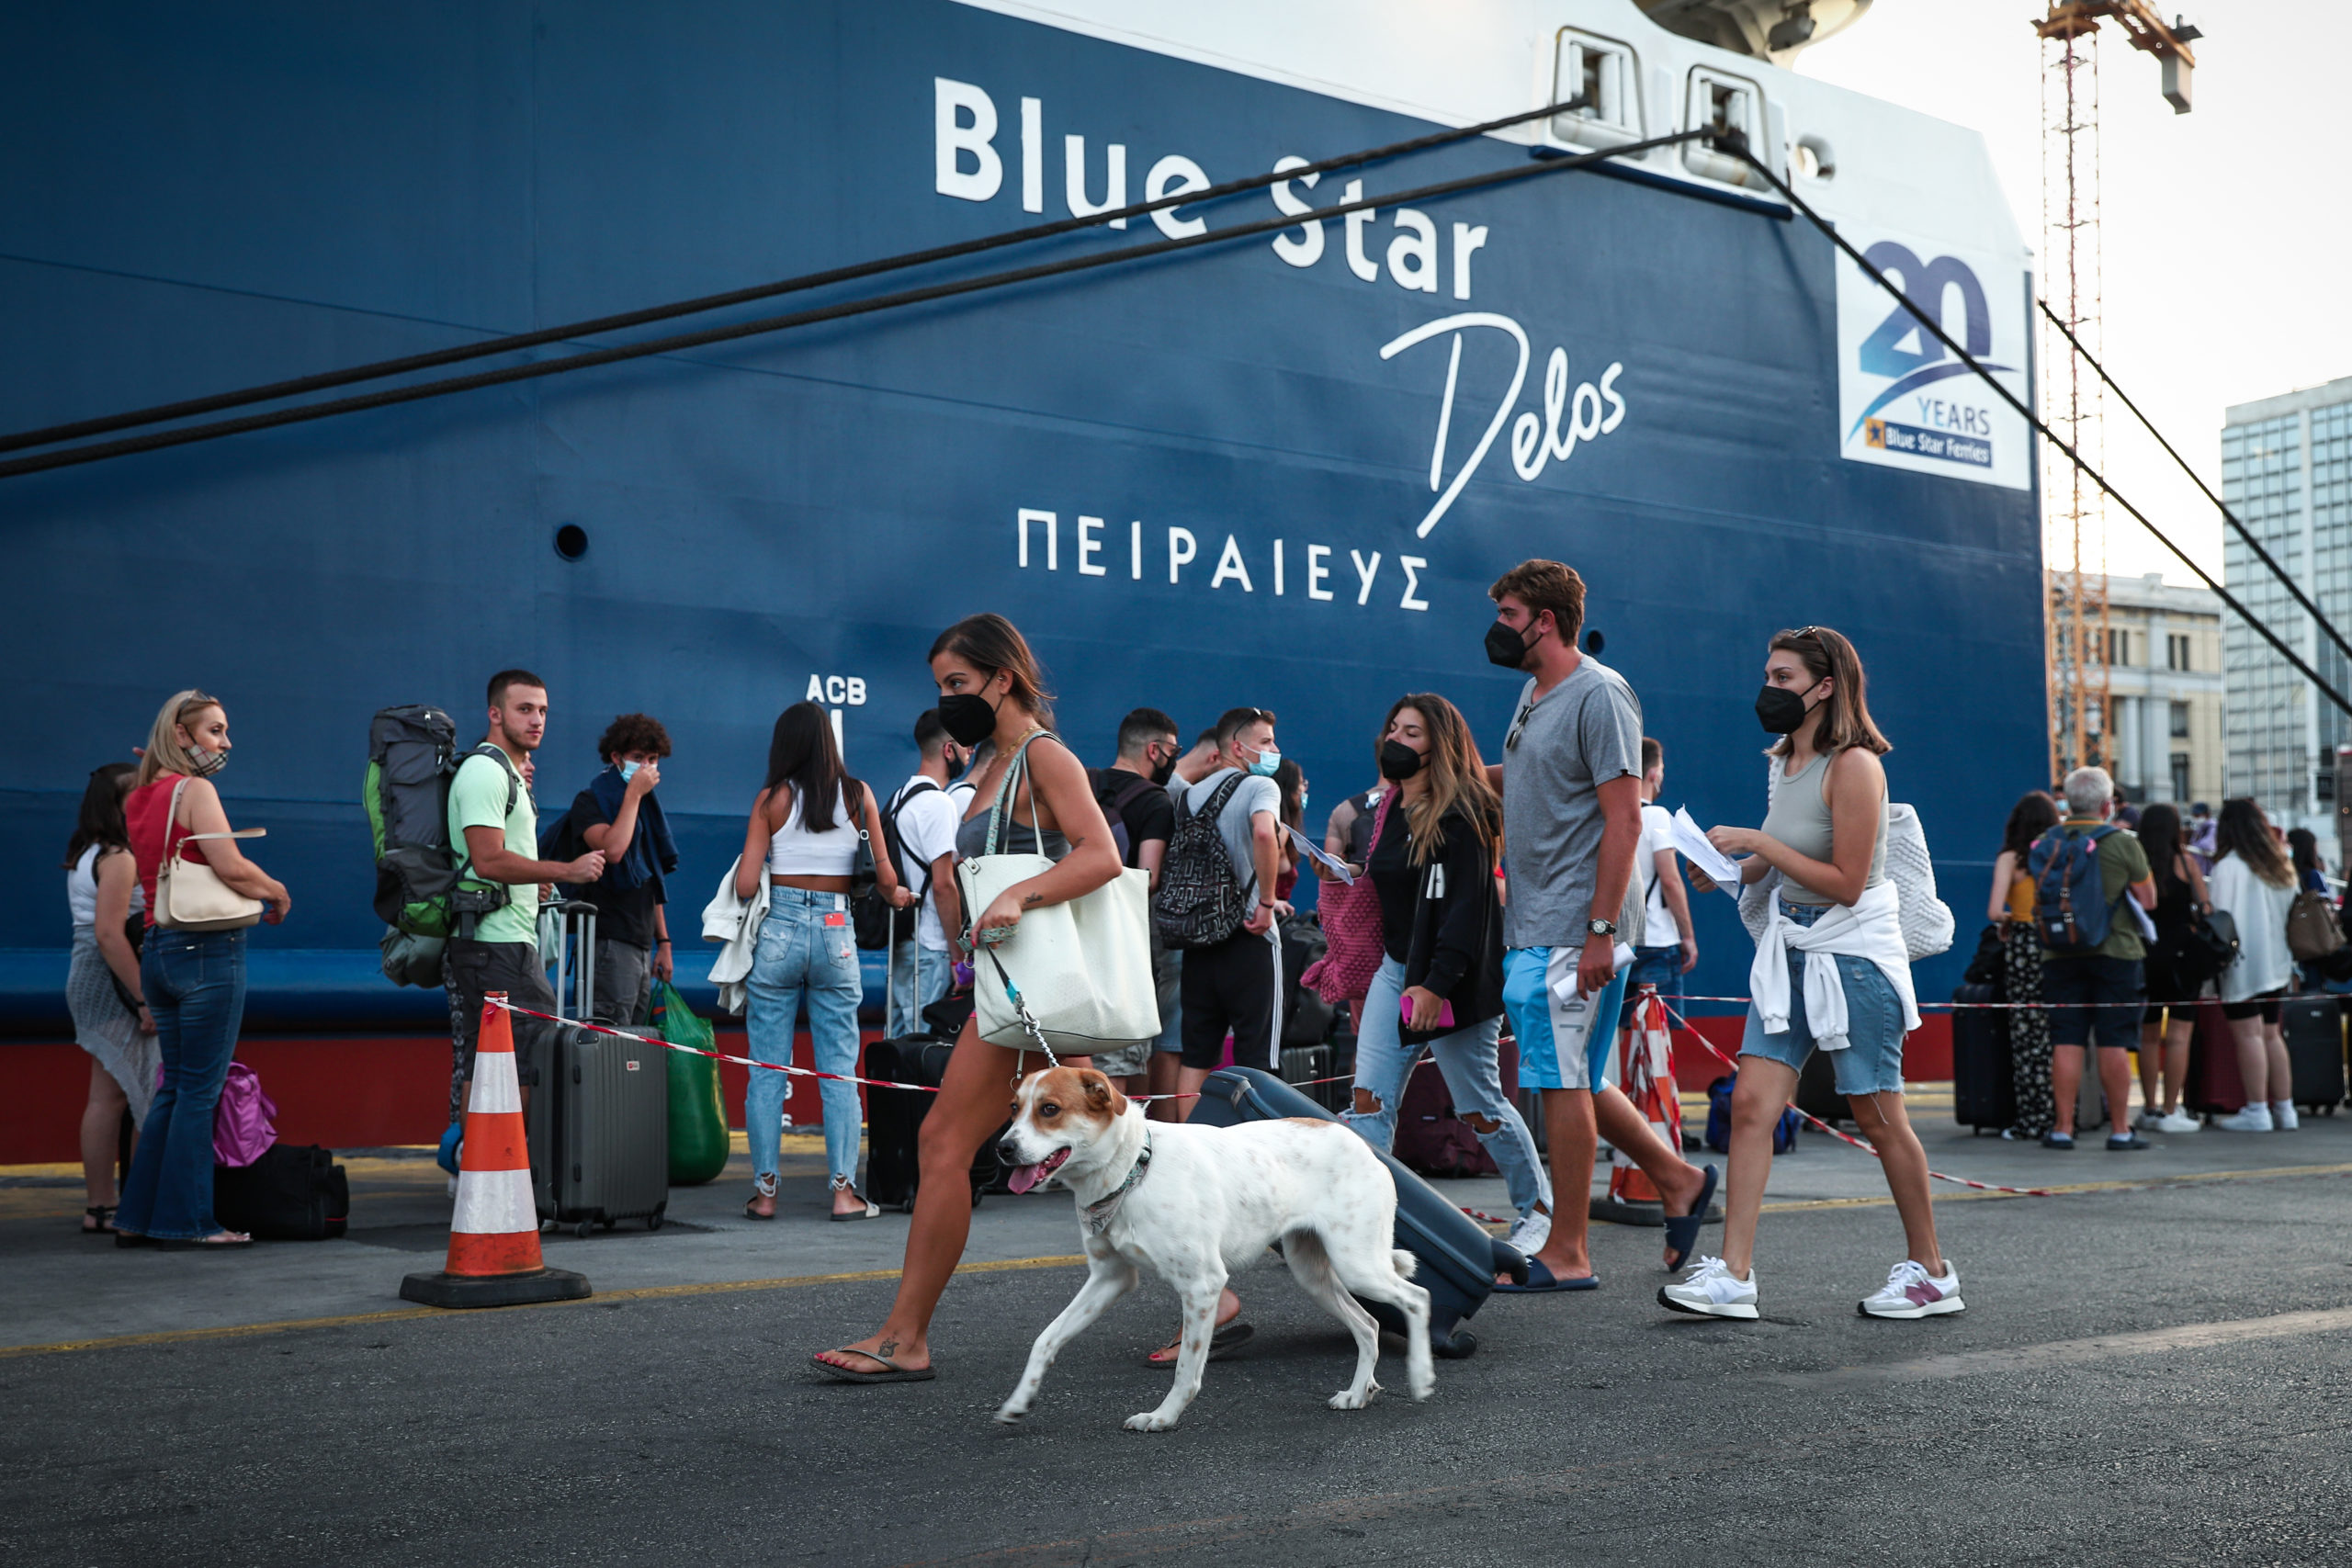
[992,1066,1434,1432]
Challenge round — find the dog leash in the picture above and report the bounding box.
[1081,1134,1152,1234]
[981,942,1061,1080]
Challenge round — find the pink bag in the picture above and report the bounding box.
[155,1059,278,1168]
[1303,791,1396,1007]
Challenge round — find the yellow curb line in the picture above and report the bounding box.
[0,1253,1088,1361]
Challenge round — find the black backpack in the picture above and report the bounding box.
[878,778,943,947]
[1152,773,1254,950]
[1089,767,1160,866]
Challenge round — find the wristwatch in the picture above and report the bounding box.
[1587,918,1618,939]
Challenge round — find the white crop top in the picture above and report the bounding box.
[767,785,861,875]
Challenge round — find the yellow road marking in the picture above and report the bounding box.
[0,1253,1087,1360]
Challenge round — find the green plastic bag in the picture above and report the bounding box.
[653,981,729,1186]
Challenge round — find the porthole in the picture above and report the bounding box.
[1584,629,1606,656]
[554,524,589,560]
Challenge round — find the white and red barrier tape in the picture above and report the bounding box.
[1660,999,2054,1198]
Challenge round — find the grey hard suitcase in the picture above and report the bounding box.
[528,902,669,1237]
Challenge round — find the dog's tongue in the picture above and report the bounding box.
[1006,1162,1044,1195]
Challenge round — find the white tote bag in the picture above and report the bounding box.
[153,776,267,931]
[956,731,1159,1055]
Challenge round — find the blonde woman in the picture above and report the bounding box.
[116,691,290,1249]
[1342,695,1557,1263]
[2208,797,2300,1132]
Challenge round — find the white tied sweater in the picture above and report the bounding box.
[1750,880,1921,1051]
[2208,853,2296,1003]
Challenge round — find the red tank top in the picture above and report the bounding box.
[125,774,207,929]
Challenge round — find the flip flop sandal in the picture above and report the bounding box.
[153,1233,254,1250]
[1494,1258,1599,1293]
[1146,1320,1254,1366]
[831,1194,883,1222]
[81,1205,118,1235]
[745,1176,778,1221]
[811,1348,936,1383]
[1661,1163,1721,1273]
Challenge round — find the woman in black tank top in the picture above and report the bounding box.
[812,614,1122,1384]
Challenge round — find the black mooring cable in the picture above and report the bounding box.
[2036,297,2352,681]
[0,127,1708,482]
[0,96,1600,457]
[1726,136,2352,720]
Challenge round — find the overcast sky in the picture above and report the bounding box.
[1796,1,2352,588]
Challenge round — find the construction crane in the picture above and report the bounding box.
[2037,3,2199,787]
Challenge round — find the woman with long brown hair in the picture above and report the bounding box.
[1984,790,2061,1140]
[62,761,157,1232]
[1671,626,1953,1321]
[2208,797,2299,1131]
[734,700,912,1220]
[812,614,1124,1382]
[2132,803,2208,1134]
[1340,695,1552,1258]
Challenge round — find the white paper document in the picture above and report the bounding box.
[1547,942,1640,1006]
[1669,807,1746,897]
[1286,825,1353,886]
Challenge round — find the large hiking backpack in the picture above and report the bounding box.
[365,707,515,983]
[2027,822,2124,954]
[1152,773,1253,950]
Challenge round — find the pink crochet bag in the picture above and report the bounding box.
[1302,790,1395,1006]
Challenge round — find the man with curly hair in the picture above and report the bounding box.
[554,712,679,1025]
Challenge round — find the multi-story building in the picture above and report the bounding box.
[2222,374,2352,835]
[2052,571,2223,806]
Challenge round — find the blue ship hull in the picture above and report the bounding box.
[2,2,2041,1032]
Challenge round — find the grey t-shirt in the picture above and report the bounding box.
[1184,768,1282,946]
[1499,657,1645,950]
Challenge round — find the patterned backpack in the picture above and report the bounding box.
[1151,773,1253,950]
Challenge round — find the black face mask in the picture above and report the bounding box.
[1149,749,1178,786]
[1378,740,1423,782]
[1755,682,1822,736]
[1485,619,1536,669]
[937,691,1001,747]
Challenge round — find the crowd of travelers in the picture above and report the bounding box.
[56,557,2346,1366]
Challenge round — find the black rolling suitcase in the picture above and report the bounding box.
[528,902,669,1237]
[1951,983,2014,1134]
[1190,1066,1527,1359]
[1279,1043,1338,1112]
[865,958,1001,1213]
[2283,996,2346,1114]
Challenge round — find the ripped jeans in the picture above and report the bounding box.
[1344,957,1553,1221]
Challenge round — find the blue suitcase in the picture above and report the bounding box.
[1190,1066,1527,1358]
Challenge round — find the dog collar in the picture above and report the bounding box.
[1081,1135,1152,1235]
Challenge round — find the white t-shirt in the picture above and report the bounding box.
[889,774,963,952]
[1638,802,1678,946]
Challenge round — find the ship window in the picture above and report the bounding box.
[1549,29,1642,152]
[1681,67,1769,188]
[554,524,589,560]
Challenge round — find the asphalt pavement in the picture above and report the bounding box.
[5,1105,2350,1566]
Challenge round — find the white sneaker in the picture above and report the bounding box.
[2214,1105,2275,1132]
[1505,1208,1553,1258]
[1657,1256,1759,1319]
[2271,1100,2301,1131]
[2153,1109,2200,1134]
[1859,1258,1964,1319]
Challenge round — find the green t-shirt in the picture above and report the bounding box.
[449,748,539,947]
[2057,817,2152,960]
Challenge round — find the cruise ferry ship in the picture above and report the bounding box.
[3,1,2042,1153]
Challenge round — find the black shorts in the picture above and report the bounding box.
[1178,929,1283,1072]
[2221,989,2284,1023]
[2140,957,2201,1010]
[446,938,558,1093]
[2042,953,2143,1052]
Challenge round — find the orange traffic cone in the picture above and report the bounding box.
[401,992,591,1308]
[1590,985,1685,1224]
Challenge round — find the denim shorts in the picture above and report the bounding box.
[1738,903,1906,1097]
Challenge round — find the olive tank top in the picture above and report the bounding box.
[1760,750,1886,907]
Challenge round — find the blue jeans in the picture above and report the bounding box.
[116,928,248,1239]
[885,940,952,1039]
[746,889,865,1188]
[1738,902,1907,1096]
[1346,957,1553,1221]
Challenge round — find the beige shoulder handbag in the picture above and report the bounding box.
[956,730,1158,1056]
[154,775,267,931]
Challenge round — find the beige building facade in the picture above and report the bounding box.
[2050,570,2224,807]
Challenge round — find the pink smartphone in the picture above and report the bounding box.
[1403,996,1455,1030]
